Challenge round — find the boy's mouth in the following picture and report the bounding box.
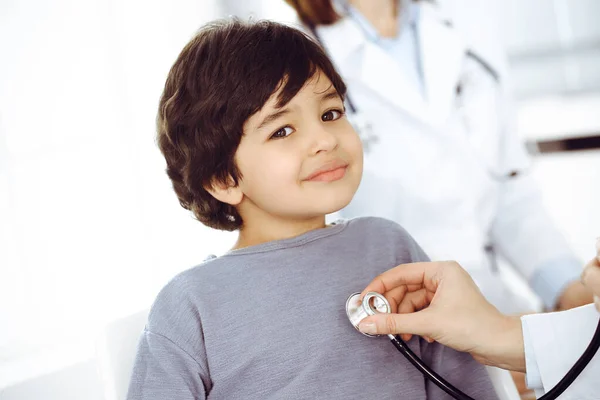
[305,160,349,182]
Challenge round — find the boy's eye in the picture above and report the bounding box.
[270,126,294,140]
[322,109,344,122]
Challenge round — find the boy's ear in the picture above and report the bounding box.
[205,176,243,206]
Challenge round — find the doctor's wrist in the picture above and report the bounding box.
[477,315,526,373]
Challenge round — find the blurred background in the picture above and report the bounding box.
[0,0,598,398]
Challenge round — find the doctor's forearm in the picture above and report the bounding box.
[479,315,526,373]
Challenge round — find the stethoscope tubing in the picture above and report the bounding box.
[389,334,475,400]
[537,319,600,399]
[350,292,600,399]
[388,320,600,399]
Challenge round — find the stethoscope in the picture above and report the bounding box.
[346,291,600,400]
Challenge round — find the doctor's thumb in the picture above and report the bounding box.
[358,310,433,337]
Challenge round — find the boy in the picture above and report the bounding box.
[127,19,499,399]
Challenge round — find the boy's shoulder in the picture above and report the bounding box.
[344,216,413,239]
[158,255,228,294]
[158,217,414,284]
[345,216,429,264]
[144,256,228,337]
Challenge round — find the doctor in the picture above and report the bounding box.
[285,0,592,313]
[356,239,600,398]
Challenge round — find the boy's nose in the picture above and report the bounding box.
[309,125,338,154]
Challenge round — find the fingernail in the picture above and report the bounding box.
[358,322,377,335]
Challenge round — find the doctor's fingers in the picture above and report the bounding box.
[358,307,437,338]
[396,289,436,342]
[360,261,450,300]
[582,257,600,297]
[381,285,410,341]
[383,283,428,311]
[396,289,435,314]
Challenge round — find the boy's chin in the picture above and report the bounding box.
[283,195,354,220]
[318,194,355,216]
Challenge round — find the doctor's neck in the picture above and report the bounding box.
[347,0,399,38]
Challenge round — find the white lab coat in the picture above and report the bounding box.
[522,304,600,399]
[314,2,578,312]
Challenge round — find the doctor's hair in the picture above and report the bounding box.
[156,18,347,231]
[285,0,341,26]
[285,0,425,27]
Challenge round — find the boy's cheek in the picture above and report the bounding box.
[338,126,363,158]
[350,135,365,165]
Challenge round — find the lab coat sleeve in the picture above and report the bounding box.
[490,173,583,309]
[521,316,543,390]
[487,47,581,309]
[521,304,600,399]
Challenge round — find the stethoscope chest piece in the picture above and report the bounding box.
[346,292,391,337]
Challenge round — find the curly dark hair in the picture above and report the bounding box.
[157,19,347,231]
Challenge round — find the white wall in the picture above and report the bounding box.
[0,0,236,398]
[530,150,600,262]
[0,359,103,400]
[444,0,600,98]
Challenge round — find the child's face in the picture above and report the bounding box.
[234,72,363,223]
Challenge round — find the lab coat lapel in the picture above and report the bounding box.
[317,18,428,121]
[359,43,429,120]
[417,4,466,125]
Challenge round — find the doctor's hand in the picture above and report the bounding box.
[581,238,600,312]
[358,261,526,372]
[555,280,594,311]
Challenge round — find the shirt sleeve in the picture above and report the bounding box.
[127,330,210,400]
[126,276,211,400]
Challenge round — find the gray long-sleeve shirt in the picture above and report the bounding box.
[127,217,498,399]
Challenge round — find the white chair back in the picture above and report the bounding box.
[486,366,521,400]
[96,309,149,400]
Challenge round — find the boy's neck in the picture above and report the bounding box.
[233,214,327,250]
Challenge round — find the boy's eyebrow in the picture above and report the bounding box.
[255,89,341,131]
[256,108,291,131]
[319,89,341,102]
